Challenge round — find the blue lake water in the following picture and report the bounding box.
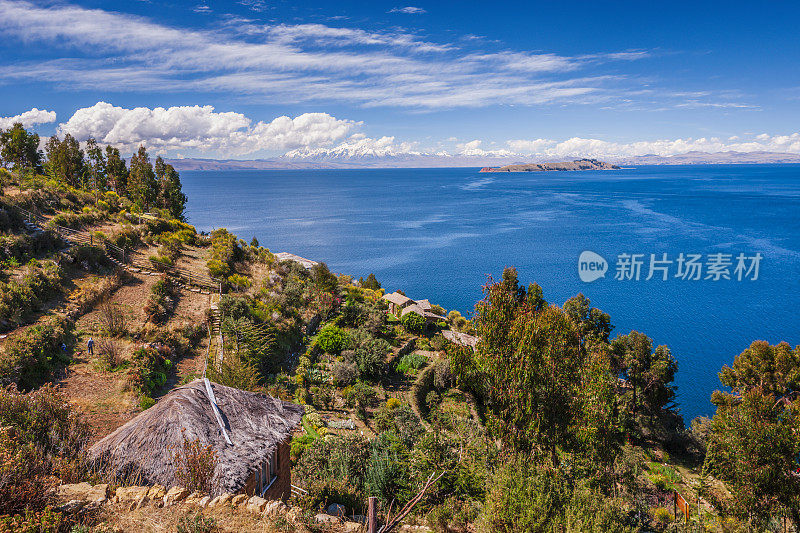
[182,165,800,423]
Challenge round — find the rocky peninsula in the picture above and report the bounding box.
[479,158,619,172]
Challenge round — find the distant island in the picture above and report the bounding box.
[479,158,620,172]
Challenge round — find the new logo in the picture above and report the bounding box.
[578,251,607,282]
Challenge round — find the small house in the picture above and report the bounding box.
[401,303,446,324]
[89,379,303,499]
[382,291,413,316]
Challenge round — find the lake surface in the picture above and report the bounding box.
[182,165,800,423]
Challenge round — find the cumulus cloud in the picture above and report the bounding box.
[57,102,357,155]
[389,6,427,14]
[506,134,800,159]
[0,107,56,129]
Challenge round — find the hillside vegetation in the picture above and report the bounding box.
[1,122,799,532]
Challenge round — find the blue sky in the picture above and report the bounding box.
[1,0,799,160]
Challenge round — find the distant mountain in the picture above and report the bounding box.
[617,151,800,165]
[480,159,619,172]
[165,151,800,171]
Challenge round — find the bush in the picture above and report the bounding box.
[433,358,454,390]
[0,260,63,329]
[99,299,127,336]
[95,337,123,369]
[351,329,390,379]
[0,316,73,389]
[396,352,428,375]
[315,324,349,355]
[344,381,378,419]
[332,359,358,386]
[129,346,172,395]
[0,385,90,518]
[144,276,179,324]
[401,311,426,334]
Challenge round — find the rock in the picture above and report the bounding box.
[87,484,109,503]
[327,503,347,517]
[116,486,150,502]
[342,522,363,532]
[314,513,341,525]
[147,485,166,500]
[209,493,233,507]
[285,506,303,523]
[184,491,206,505]
[198,496,211,508]
[246,496,268,513]
[263,500,287,517]
[58,499,88,514]
[231,494,248,507]
[350,515,367,524]
[163,486,190,506]
[56,482,93,502]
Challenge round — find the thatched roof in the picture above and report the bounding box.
[89,379,303,495]
[382,291,412,306]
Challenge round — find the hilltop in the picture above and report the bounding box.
[1,121,799,532]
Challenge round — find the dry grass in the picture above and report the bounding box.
[97,503,320,533]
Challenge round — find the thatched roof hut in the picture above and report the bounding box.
[89,379,303,495]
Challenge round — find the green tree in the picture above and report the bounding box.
[85,138,107,191]
[719,340,800,399]
[105,145,128,196]
[563,293,613,351]
[359,273,381,290]
[704,389,800,528]
[451,268,586,465]
[0,123,42,172]
[311,262,338,293]
[611,331,678,425]
[44,134,85,187]
[128,145,158,209]
[154,156,188,219]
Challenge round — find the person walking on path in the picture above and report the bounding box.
[87,337,94,357]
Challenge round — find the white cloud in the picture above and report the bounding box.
[389,6,427,14]
[0,107,56,129]
[506,133,800,159]
[0,0,671,110]
[57,102,357,155]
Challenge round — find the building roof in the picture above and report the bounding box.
[401,304,445,321]
[415,299,432,311]
[382,291,412,306]
[88,379,303,495]
[442,330,479,349]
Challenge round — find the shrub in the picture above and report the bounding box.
[0,316,73,389]
[99,299,127,336]
[332,360,358,386]
[227,273,252,291]
[315,324,349,355]
[344,381,378,419]
[433,358,455,390]
[0,260,63,329]
[144,276,179,324]
[172,430,219,496]
[401,311,426,334]
[95,338,123,369]
[652,507,674,528]
[396,352,428,375]
[129,346,172,395]
[0,385,90,518]
[351,329,390,379]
